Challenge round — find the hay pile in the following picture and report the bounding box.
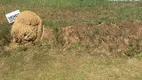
[11,10,43,44]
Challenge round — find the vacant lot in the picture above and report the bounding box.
[0,0,142,80]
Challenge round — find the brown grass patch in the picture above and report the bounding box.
[42,27,55,45]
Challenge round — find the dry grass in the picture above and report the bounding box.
[0,0,142,80]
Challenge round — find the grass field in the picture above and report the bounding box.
[0,0,142,80]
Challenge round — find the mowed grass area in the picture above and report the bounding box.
[1,46,142,80]
[0,0,142,80]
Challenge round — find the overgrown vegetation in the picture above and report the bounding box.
[0,0,142,80]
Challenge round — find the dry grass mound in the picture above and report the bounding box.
[11,10,43,45]
[61,22,142,55]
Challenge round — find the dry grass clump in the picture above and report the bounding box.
[61,24,93,50]
[11,10,43,45]
[92,22,142,55]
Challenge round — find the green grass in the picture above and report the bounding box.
[0,0,108,7]
[0,0,142,80]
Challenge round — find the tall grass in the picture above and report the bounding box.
[0,23,11,48]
